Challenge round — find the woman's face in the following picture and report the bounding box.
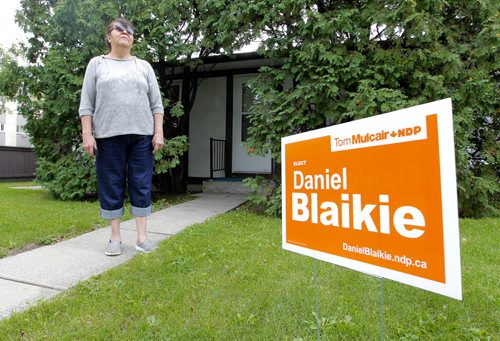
[107,22,134,50]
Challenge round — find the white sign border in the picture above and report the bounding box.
[282,98,462,300]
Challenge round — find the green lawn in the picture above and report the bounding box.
[0,182,189,258]
[0,205,497,340]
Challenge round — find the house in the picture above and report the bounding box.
[158,52,285,191]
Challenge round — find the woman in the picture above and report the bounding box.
[79,18,164,256]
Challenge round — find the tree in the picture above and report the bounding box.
[124,0,257,193]
[244,0,499,217]
[1,0,497,217]
[1,0,253,198]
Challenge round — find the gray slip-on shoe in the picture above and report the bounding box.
[135,239,157,253]
[105,240,122,256]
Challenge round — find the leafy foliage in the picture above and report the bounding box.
[154,135,189,175]
[0,47,23,98]
[245,0,499,217]
[0,0,497,216]
[0,0,193,199]
[1,0,260,197]
[36,148,97,200]
[243,176,281,216]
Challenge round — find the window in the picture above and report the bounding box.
[241,83,256,112]
[167,83,181,105]
[241,114,251,142]
[16,125,26,134]
[0,123,4,132]
[163,81,182,119]
[241,83,257,143]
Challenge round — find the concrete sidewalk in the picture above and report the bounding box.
[0,193,247,319]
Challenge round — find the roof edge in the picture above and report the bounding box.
[154,51,264,68]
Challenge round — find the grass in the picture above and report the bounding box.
[0,205,497,340]
[0,181,191,258]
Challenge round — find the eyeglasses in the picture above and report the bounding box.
[113,24,134,36]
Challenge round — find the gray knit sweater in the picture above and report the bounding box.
[79,56,164,138]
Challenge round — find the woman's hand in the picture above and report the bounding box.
[152,132,164,153]
[82,133,97,157]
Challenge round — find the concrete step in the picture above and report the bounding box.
[202,179,251,194]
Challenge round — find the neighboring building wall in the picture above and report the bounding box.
[0,99,32,147]
[188,77,227,178]
[4,101,17,146]
[16,114,31,148]
[0,113,5,145]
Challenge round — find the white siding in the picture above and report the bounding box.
[188,77,226,178]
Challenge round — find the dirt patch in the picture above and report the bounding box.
[5,243,43,258]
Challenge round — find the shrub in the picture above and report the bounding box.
[36,147,97,200]
[243,176,282,216]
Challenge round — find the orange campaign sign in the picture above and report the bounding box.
[282,99,462,300]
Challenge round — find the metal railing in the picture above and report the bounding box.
[210,138,226,179]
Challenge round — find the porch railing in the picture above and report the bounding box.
[210,138,226,179]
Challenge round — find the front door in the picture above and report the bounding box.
[232,75,272,173]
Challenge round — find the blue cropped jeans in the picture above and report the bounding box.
[95,134,153,219]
